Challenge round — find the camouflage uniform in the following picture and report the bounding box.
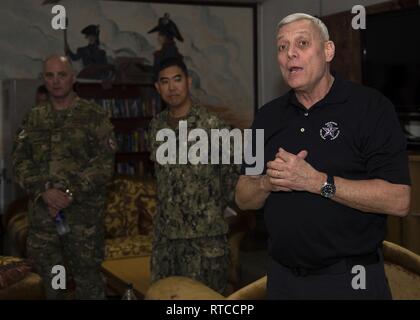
[12,98,116,299]
[147,102,239,293]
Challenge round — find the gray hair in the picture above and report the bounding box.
[277,13,330,41]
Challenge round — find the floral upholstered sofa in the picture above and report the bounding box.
[3,175,254,297]
[2,176,157,261]
[103,176,156,259]
[1,176,156,299]
[0,256,44,300]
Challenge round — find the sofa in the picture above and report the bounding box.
[1,175,253,298]
[2,177,157,260]
[0,176,157,299]
[0,256,44,300]
[103,176,156,259]
[145,240,420,300]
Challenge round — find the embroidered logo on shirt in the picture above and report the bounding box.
[320,122,340,140]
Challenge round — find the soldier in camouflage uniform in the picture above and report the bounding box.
[148,57,239,294]
[12,55,116,299]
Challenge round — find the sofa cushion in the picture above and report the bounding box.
[104,177,156,238]
[385,262,420,300]
[145,276,225,300]
[3,197,30,257]
[105,234,153,259]
[0,256,33,290]
[0,272,44,300]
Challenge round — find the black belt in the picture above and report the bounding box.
[286,251,380,277]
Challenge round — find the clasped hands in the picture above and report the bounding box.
[263,147,325,194]
[42,188,73,218]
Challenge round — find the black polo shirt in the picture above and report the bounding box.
[243,74,410,269]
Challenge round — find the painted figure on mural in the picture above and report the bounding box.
[148,13,184,74]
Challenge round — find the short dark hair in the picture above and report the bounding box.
[155,57,188,81]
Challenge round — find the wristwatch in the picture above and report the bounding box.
[320,175,336,198]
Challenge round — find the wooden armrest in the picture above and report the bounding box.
[145,276,225,300]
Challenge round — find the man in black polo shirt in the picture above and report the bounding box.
[236,13,411,299]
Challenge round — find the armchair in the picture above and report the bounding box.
[145,240,420,300]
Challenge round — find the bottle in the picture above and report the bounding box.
[55,210,70,235]
[121,283,137,300]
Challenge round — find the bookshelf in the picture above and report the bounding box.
[74,82,162,177]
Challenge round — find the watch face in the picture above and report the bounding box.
[321,183,336,198]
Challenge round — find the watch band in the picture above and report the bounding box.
[327,175,334,185]
[320,174,336,198]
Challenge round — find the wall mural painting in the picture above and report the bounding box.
[0,0,256,127]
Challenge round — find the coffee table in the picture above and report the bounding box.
[101,255,151,299]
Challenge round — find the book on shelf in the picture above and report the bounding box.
[115,128,147,153]
[78,84,159,177]
[90,92,162,118]
[116,161,152,177]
